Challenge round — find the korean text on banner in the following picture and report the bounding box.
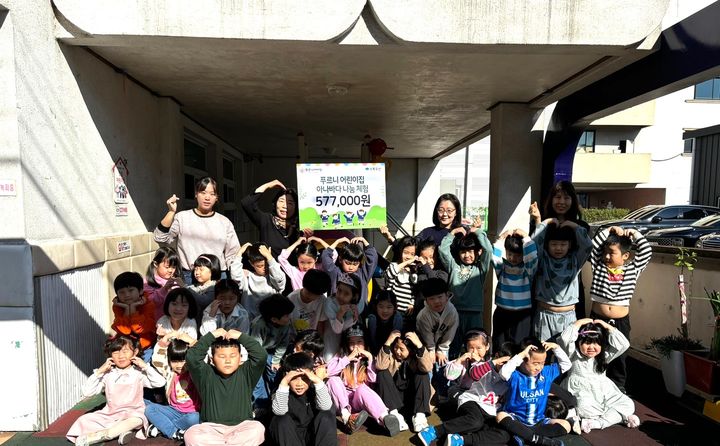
[296,163,387,230]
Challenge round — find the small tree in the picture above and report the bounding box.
[674,247,697,338]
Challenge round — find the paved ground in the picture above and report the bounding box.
[2,358,718,446]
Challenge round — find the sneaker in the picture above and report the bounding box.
[537,436,564,446]
[413,412,429,432]
[418,426,438,446]
[345,410,369,434]
[117,430,135,445]
[383,412,401,437]
[172,429,186,441]
[147,423,160,438]
[445,434,464,446]
[512,435,526,446]
[398,415,410,432]
[625,414,641,428]
[75,430,109,446]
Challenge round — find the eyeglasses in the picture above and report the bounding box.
[437,208,456,216]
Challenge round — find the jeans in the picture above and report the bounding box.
[252,353,277,409]
[144,400,200,438]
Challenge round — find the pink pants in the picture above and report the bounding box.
[183,420,265,446]
[326,376,388,422]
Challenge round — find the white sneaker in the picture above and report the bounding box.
[389,409,409,431]
[412,412,429,432]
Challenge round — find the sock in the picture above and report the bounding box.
[625,414,640,428]
[341,408,351,424]
[581,418,602,433]
[390,409,401,416]
[499,417,535,442]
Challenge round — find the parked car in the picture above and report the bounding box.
[696,232,720,250]
[645,214,720,247]
[589,204,720,236]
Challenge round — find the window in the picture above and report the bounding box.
[694,78,720,100]
[684,138,694,155]
[576,130,595,153]
[680,208,706,220]
[183,134,210,206]
[656,208,681,219]
[222,155,239,227]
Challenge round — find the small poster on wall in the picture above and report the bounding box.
[112,157,129,216]
[297,163,386,230]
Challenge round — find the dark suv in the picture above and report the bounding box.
[589,204,720,236]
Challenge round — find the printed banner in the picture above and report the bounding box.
[297,163,386,230]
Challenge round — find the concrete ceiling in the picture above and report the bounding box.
[54,0,669,159]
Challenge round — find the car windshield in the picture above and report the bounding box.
[691,214,720,228]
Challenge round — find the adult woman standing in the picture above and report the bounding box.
[416,193,464,247]
[529,180,591,318]
[154,177,240,283]
[241,179,301,258]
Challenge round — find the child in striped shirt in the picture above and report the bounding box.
[589,226,651,392]
[491,229,538,352]
[383,236,420,324]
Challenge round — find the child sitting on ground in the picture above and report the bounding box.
[374,330,433,433]
[111,272,156,361]
[188,254,222,313]
[279,236,322,291]
[318,236,378,314]
[491,229,538,351]
[558,319,640,432]
[199,279,250,336]
[419,330,512,446]
[325,325,402,437]
[531,219,592,341]
[250,294,295,409]
[589,226,651,392]
[439,227,492,356]
[231,243,287,321]
[268,352,337,446]
[67,335,165,446]
[146,335,201,441]
[366,290,404,355]
[287,269,331,334]
[182,328,267,446]
[497,337,573,446]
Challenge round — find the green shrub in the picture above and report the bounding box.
[582,208,630,223]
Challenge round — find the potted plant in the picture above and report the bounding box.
[648,335,703,397]
[684,288,720,394]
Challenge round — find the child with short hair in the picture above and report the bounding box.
[111,272,156,360]
[415,278,459,367]
[374,331,433,433]
[531,219,592,341]
[497,338,573,446]
[250,294,295,408]
[279,236,322,291]
[419,330,512,446]
[199,279,250,336]
[188,253,222,313]
[146,335,201,441]
[268,352,337,446]
[589,226,651,391]
[286,329,329,381]
[287,269,331,333]
[318,236,378,313]
[155,288,199,341]
[439,227,492,356]
[183,328,267,446]
[325,325,402,436]
[491,229,538,351]
[230,243,286,321]
[67,335,165,446]
[144,246,182,321]
[366,290,403,355]
[323,273,362,360]
[559,319,640,432]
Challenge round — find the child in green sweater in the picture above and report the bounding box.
[183,328,267,446]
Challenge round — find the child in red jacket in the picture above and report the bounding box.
[111,272,157,361]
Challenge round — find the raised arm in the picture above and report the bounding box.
[153,195,181,244]
[476,229,493,274]
[439,232,457,274]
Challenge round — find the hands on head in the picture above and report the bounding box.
[211,328,242,339]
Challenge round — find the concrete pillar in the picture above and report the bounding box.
[487,103,543,238]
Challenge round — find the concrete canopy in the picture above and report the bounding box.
[53,0,669,159]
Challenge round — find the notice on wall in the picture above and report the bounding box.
[112,157,129,217]
[116,240,131,255]
[297,163,386,230]
[0,179,17,196]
